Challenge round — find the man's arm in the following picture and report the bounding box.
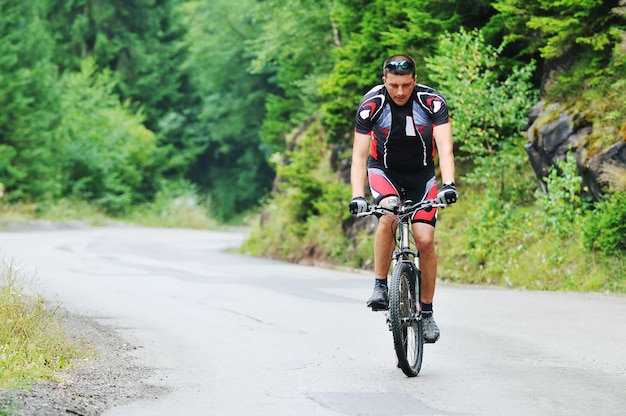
[350,132,372,198]
[433,123,455,184]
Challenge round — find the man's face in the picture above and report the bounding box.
[383,73,416,106]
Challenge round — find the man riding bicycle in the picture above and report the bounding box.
[348,54,458,343]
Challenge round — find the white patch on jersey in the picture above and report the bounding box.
[360,109,371,119]
[432,100,442,113]
[405,115,416,136]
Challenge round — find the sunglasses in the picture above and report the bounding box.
[385,60,414,70]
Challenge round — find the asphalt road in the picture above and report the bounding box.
[1,225,625,416]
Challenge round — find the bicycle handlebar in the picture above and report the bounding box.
[357,198,446,218]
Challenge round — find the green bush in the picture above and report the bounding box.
[539,154,591,238]
[125,179,218,230]
[53,59,158,214]
[242,119,353,264]
[424,28,538,202]
[582,191,626,256]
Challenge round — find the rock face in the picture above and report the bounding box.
[525,100,626,200]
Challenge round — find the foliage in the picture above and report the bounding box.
[582,191,626,256]
[434,151,623,293]
[0,257,88,388]
[0,0,60,202]
[43,0,215,213]
[546,30,626,152]
[0,189,218,231]
[179,0,275,221]
[436,185,624,293]
[28,198,109,225]
[242,119,353,264]
[425,28,539,199]
[538,154,592,238]
[246,0,336,154]
[44,0,191,131]
[124,179,218,230]
[488,0,624,60]
[53,59,158,214]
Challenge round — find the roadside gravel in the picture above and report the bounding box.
[0,305,166,416]
[0,219,166,415]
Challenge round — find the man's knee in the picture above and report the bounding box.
[414,234,435,252]
[378,214,395,227]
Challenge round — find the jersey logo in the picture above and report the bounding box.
[359,102,376,120]
[417,91,446,116]
[428,97,443,113]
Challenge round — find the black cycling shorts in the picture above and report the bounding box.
[368,166,438,226]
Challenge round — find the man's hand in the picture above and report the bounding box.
[348,197,368,215]
[436,183,458,206]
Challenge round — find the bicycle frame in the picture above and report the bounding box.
[388,197,420,278]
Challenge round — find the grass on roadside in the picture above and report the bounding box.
[0,257,89,389]
[0,199,111,230]
[123,193,219,230]
[0,192,220,231]
[435,189,625,293]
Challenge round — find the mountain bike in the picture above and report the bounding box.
[358,197,444,377]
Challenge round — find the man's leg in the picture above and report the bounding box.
[367,203,397,309]
[374,214,396,279]
[365,167,400,309]
[412,222,440,342]
[413,222,436,303]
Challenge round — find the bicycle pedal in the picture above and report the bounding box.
[368,300,389,311]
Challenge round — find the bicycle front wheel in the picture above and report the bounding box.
[389,261,423,377]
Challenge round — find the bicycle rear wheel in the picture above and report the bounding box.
[388,261,423,377]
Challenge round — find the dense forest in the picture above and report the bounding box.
[1,0,625,291]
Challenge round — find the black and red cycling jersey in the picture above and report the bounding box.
[355,83,450,173]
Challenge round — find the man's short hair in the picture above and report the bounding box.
[383,55,416,77]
